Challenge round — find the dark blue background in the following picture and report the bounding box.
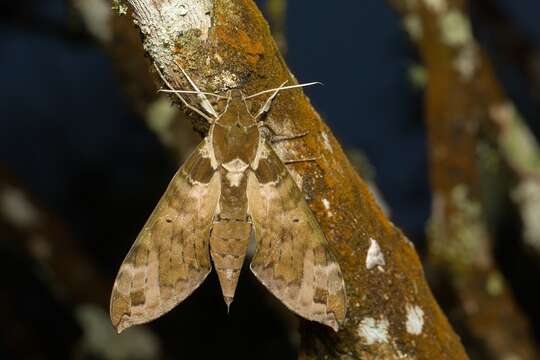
[1,1,539,359]
[1,0,539,246]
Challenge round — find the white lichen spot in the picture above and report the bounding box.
[439,10,472,47]
[366,238,385,270]
[138,0,213,63]
[178,4,188,16]
[0,187,40,228]
[454,44,478,80]
[112,0,128,16]
[76,304,161,360]
[403,15,422,41]
[212,70,239,90]
[486,271,504,296]
[490,103,540,252]
[512,179,540,251]
[423,0,447,13]
[490,103,540,173]
[146,96,178,146]
[405,304,424,335]
[322,198,331,210]
[321,132,333,153]
[408,64,427,89]
[357,317,390,345]
[73,0,112,43]
[429,186,492,268]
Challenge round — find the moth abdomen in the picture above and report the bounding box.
[210,221,251,305]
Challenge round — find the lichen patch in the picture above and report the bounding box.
[404,15,422,41]
[423,0,447,13]
[405,304,424,335]
[439,10,472,47]
[0,187,40,228]
[321,132,333,153]
[453,44,478,80]
[322,198,331,210]
[73,0,112,43]
[357,317,390,345]
[366,238,385,270]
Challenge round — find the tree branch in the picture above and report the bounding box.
[118,0,467,357]
[389,0,539,357]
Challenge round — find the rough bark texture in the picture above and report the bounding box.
[389,0,539,358]
[117,0,467,358]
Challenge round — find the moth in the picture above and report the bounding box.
[110,62,347,333]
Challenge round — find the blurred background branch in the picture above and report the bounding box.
[2,0,540,359]
[389,0,540,358]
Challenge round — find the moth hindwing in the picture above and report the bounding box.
[110,82,347,333]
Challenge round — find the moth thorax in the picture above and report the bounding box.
[221,159,247,188]
[223,159,249,172]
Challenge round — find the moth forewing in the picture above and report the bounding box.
[109,140,220,333]
[246,143,347,331]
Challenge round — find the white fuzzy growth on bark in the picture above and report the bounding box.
[0,187,40,228]
[366,238,385,270]
[322,198,330,210]
[321,132,333,153]
[76,304,161,359]
[73,0,112,43]
[513,179,540,251]
[127,0,213,65]
[357,317,390,345]
[405,304,424,335]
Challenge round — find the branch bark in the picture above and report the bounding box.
[118,0,467,358]
[388,0,539,358]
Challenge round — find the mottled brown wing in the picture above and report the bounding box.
[246,143,347,331]
[110,139,220,333]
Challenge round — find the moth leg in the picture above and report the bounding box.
[154,63,216,123]
[269,131,309,143]
[258,122,309,143]
[283,156,321,164]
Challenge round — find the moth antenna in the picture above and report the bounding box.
[173,60,220,118]
[216,90,233,118]
[241,92,256,118]
[250,81,323,119]
[158,89,228,99]
[246,82,323,100]
[252,80,288,119]
[153,63,215,122]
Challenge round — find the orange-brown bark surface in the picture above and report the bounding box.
[117,0,469,358]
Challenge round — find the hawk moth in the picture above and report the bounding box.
[110,63,347,333]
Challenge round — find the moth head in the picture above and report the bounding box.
[228,89,245,100]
